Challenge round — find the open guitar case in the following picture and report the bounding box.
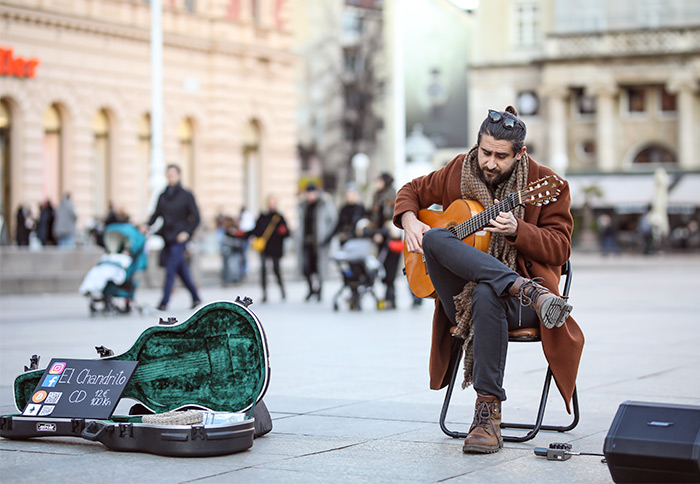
[0,298,271,457]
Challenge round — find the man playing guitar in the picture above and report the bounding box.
[394,107,584,454]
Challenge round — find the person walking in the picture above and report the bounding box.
[296,183,337,302]
[53,193,77,247]
[142,164,202,311]
[249,195,290,303]
[370,173,402,309]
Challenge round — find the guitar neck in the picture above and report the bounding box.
[450,192,521,239]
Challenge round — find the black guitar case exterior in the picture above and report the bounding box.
[0,299,271,457]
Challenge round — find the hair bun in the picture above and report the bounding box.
[505,105,519,117]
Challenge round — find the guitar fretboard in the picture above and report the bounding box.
[449,193,520,239]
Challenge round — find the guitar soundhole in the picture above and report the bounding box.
[446,221,457,230]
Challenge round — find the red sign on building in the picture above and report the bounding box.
[0,47,40,78]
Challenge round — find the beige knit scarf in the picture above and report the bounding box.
[454,145,529,389]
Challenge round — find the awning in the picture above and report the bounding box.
[566,173,700,213]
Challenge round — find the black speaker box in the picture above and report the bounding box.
[604,400,700,483]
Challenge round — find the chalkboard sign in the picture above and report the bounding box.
[22,358,138,419]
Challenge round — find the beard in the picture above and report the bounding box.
[478,164,515,190]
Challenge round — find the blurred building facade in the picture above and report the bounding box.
[0,0,298,240]
[468,0,700,221]
[294,0,386,196]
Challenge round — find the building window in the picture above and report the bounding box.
[42,104,63,205]
[343,47,364,75]
[138,113,151,220]
[243,120,262,215]
[178,118,195,189]
[342,11,364,37]
[573,88,596,116]
[514,1,539,47]
[516,91,539,116]
[625,86,646,114]
[632,144,676,165]
[0,99,11,239]
[92,109,111,217]
[659,86,677,113]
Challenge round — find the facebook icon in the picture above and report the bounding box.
[42,375,60,387]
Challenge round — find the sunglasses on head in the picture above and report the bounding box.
[488,110,520,130]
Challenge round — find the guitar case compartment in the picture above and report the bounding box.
[0,300,271,457]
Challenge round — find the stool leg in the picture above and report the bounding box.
[439,341,469,439]
[500,367,580,442]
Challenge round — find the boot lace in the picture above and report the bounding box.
[471,401,496,432]
[518,276,547,308]
[517,277,548,327]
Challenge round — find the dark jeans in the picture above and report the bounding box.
[261,254,285,297]
[382,246,401,304]
[160,242,201,308]
[422,228,538,401]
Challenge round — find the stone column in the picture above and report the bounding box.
[542,86,569,175]
[589,82,618,172]
[667,74,699,170]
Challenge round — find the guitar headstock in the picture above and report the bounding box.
[520,175,562,206]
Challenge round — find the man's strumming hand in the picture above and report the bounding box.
[401,212,431,255]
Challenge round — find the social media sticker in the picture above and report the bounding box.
[45,392,62,404]
[49,362,66,375]
[38,405,55,416]
[41,375,60,388]
[23,404,41,416]
[32,391,47,403]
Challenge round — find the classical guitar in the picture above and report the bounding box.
[404,175,562,298]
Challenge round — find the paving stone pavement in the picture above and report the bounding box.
[1,251,699,483]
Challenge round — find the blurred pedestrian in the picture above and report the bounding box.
[249,195,290,302]
[296,182,337,302]
[239,206,256,278]
[219,215,246,285]
[105,201,129,226]
[36,198,55,246]
[597,212,619,256]
[326,183,366,247]
[638,206,654,255]
[53,193,77,247]
[369,173,402,309]
[15,203,33,246]
[142,164,202,311]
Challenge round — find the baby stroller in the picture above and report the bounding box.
[80,223,147,316]
[331,237,382,311]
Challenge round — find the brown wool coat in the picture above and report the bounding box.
[393,153,585,413]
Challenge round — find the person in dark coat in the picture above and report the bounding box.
[142,164,202,311]
[249,194,290,303]
[36,199,56,246]
[326,183,366,246]
[370,173,402,309]
[15,204,33,246]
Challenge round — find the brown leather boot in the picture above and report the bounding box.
[509,276,572,329]
[462,394,503,454]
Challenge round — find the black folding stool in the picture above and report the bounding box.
[438,260,580,442]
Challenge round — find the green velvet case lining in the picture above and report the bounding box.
[14,301,268,415]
